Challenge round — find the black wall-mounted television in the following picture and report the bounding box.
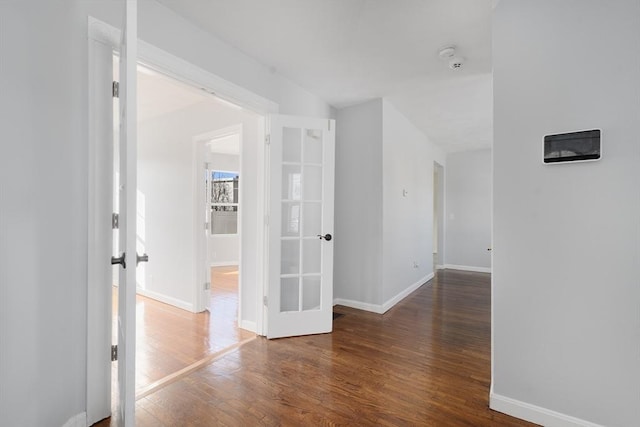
[543,129,601,164]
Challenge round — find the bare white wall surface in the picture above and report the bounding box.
[381,99,445,303]
[0,2,87,426]
[444,149,491,270]
[138,101,257,311]
[492,1,640,426]
[334,99,445,310]
[0,0,333,424]
[83,0,333,119]
[334,99,384,305]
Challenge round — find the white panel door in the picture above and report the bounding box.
[267,115,335,339]
[115,0,137,425]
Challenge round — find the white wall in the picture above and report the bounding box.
[381,99,444,303]
[334,99,383,305]
[444,149,491,270]
[138,101,256,310]
[207,152,240,266]
[334,99,445,311]
[0,0,333,424]
[492,1,640,426]
[0,2,87,426]
[83,0,333,119]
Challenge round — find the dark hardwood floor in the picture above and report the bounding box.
[100,269,537,426]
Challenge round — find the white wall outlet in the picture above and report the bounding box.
[403,189,408,197]
[413,261,419,268]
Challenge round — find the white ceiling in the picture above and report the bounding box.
[156,0,493,153]
[137,65,211,122]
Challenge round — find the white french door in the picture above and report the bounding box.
[114,0,138,425]
[267,115,335,339]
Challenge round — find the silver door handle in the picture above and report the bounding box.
[136,253,149,266]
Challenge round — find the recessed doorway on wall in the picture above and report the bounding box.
[433,161,445,269]
[88,16,336,423]
[195,126,243,319]
[112,55,259,400]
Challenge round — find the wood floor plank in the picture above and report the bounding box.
[126,266,253,394]
[109,269,537,426]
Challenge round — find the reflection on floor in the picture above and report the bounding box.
[128,270,536,426]
[135,265,253,393]
[109,265,253,403]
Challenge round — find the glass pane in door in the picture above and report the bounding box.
[281,240,300,275]
[278,124,325,315]
[304,129,323,164]
[302,276,321,311]
[283,127,301,163]
[281,277,299,312]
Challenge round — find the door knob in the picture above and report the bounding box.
[136,253,149,266]
[111,253,126,269]
[317,233,332,241]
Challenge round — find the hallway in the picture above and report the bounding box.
[123,270,535,426]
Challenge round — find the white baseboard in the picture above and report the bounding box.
[137,288,194,312]
[381,272,434,313]
[490,392,604,427]
[240,320,256,333]
[61,412,86,427]
[435,264,445,270]
[443,264,491,273]
[333,297,384,314]
[334,273,434,314]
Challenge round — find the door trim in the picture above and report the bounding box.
[87,15,277,422]
[86,35,115,427]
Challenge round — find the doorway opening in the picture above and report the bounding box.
[433,161,445,269]
[111,57,260,403]
[88,16,335,425]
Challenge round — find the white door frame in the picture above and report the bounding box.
[87,15,277,423]
[193,124,244,315]
[87,31,116,426]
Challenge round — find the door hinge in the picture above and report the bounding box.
[204,162,211,170]
[265,134,271,145]
[204,221,209,230]
[112,81,119,98]
[112,213,119,229]
[263,296,268,307]
[204,282,211,290]
[264,215,269,226]
[328,120,331,131]
[111,345,118,362]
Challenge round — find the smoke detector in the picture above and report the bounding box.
[438,45,465,70]
[449,56,465,70]
[438,45,457,60]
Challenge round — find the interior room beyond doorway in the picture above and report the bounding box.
[112,58,260,400]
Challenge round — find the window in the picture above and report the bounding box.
[210,171,239,234]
